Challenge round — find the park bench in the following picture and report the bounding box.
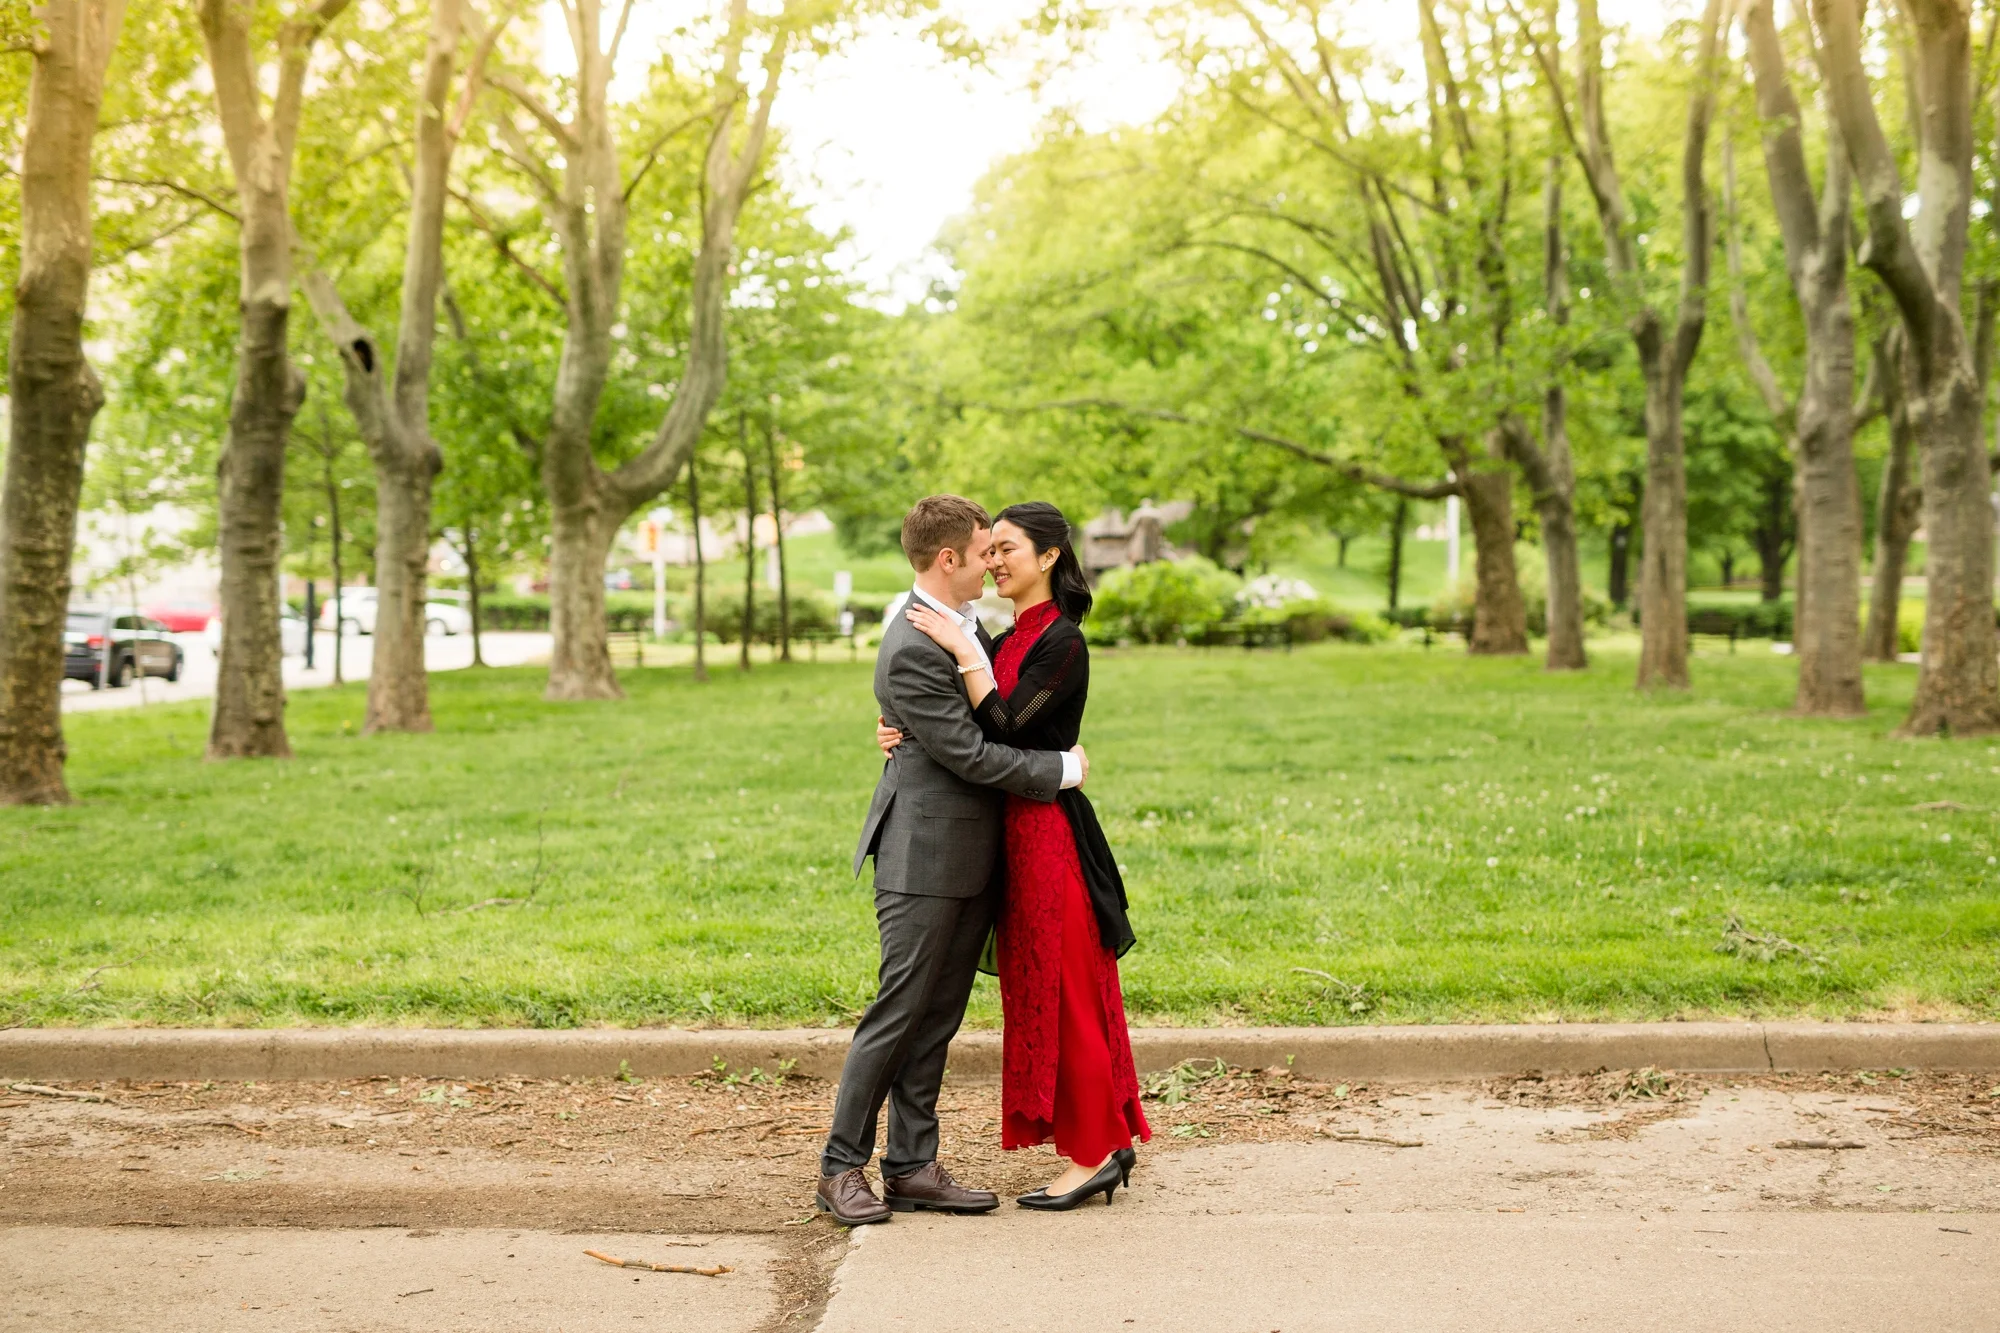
[606,629,649,668]
[1686,609,1745,652]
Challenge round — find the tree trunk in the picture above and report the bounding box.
[1608,519,1632,608]
[319,429,346,685]
[545,496,620,699]
[366,458,434,729]
[1385,500,1406,610]
[1538,490,1587,670]
[1461,469,1529,655]
[300,0,468,731]
[207,295,299,759]
[198,0,351,758]
[766,418,791,662]
[464,527,486,668]
[1753,469,1791,603]
[0,0,124,805]
[1555,0,1718,691]
[1903,363,2000,733]
[1817,0,1999,735]
[1863,368,1918,661]
[740,439,757,672]
[519,0,789,699]
[1635,365,1691,688]
[689,463,708,683]
[1385,498,1406,611]
[1792,389,1864,712]
[1719,550,1736,587]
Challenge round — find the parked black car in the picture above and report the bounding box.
[63,608,183,689]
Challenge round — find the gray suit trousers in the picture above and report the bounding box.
[819,883,996,1179]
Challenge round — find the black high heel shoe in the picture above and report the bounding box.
[1016,1157,1123,1211]
[1114,1148,1136,1186]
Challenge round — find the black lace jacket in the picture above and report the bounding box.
[973,613,1135,957]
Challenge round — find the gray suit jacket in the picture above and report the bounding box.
[853,611,1064,896]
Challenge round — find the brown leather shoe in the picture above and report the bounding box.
[883,1161,999,1214]
[816,1167,892,1226]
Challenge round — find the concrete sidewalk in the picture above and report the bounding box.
[6,1021,1997,1084]
[7,1079,1995,1332]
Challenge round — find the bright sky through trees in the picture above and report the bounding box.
[557,0,1671,304]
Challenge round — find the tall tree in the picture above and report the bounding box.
[1817,0,2000,735]
[1522,0,1726,689]
[1500,158,1587,670]
[481,0,792,701]
[1731,0,1868,716]
[197,0,350,758]
[0,0,127,805]
[302,0,499,732]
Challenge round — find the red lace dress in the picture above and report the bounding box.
[992,599,1151,1164]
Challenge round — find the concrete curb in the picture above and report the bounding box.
[2,1023,1997,1084]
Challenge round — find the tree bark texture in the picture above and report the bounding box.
[545,500,618,697]
[1635,365,1692,688]
[1739,0,1865,716]
[1817,0,2000,735]
[198,0,350,758]
[207,298,300,759]
[507,0,789,700]
[0,0,125,805]
[1461,468,1529,655]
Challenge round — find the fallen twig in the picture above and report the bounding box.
[690,1118,778,1136]
[445,897,532,914]
[585,1250,732,1277]
[1324,1130,1424,1148]
[9,1083,110,1103]
[1912,800,1976,813]
[1773,1138,1865,1150]
[191,1119,267,1136]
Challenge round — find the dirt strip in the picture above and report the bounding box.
[4,1062,1997,1329]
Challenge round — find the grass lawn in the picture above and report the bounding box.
[4,641,1996,1029]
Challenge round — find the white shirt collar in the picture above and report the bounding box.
[910,583,976,624]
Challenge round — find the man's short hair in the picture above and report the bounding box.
[900,495,992,572]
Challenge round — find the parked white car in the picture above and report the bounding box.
[317,587,470,636]
[203,610,310,659]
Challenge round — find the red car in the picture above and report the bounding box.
[143,600,217,633]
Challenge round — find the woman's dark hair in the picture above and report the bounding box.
[996,501,1093,624]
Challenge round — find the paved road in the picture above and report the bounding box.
[5,1081,1993,1332]
[59,630,553,714]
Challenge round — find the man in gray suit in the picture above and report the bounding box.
[816,495,1088,1225]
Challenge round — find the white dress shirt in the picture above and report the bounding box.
[905,583,1082,790]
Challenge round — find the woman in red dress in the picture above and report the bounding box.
[887,502,1150,1209]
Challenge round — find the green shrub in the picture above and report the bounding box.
[1898,601,1923,654]
[1236,597,1393,644]
[1090,558,1241,643]
[700,586,838,644]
